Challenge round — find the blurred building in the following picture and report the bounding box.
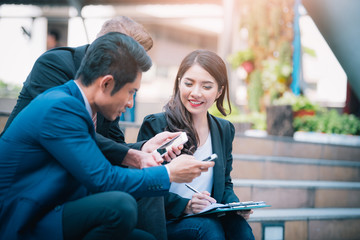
[0,0,358,122]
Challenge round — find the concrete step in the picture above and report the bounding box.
[232,154,360,181]
[248,208,360,240]
[233,133,360,161]
[119,122,360,161]
[233,179,360,209]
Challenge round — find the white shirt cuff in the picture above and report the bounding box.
[164,165,171,182]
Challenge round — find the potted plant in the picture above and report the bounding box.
[272,92,321,117]
[293,109,360,135]
[292,95,320,118]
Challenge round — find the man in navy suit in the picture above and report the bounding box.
[0,17,177,239]
[1,16,166,168]
[0,32,214,240]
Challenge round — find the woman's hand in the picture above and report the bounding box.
[184,191,216,214]
[236,209,253,220]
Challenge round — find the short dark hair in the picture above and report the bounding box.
[75,32,152,95]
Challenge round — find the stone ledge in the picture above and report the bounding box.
[233,179,360,189]
[233,154,360,167]
[249,208,360,222]
[294,131,360,147]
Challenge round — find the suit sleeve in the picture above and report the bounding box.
[2,49,76,134]
[26,50,76,98]
[95,133,131,166]
[222,122,239,203]
[39,98,170,198]
[95,117,145,166]
[137,114,166,142]
[164,192,190,219]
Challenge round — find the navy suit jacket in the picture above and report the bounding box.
[1,45,143,163]
[0,81,170,240]
[137,112,239,219]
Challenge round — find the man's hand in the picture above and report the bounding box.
[141,132,183,162]
[122,149,163,169]
[237,210,254,220]
[166,155,215,183]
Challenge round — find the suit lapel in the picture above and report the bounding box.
[208,114,225,202]
[66,80,85,104]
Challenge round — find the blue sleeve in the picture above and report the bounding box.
[39,98,170,198]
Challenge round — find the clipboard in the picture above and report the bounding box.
[182,201,271,218]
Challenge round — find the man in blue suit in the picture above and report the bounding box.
[1,17,180,240]
[1,16,166,169]
[0,32,214,240]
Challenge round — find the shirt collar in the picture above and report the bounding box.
[74,80,92,118]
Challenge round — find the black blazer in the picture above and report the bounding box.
[137,112,239,219]
[2,45,143,164]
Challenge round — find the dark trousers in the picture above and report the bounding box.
[62,191,155,240]
[167,212,254,240]
[137,196,167,240]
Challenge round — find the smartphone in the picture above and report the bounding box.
[201,153,218,162]
[156,132,188,156]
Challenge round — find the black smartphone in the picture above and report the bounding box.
[155,132,188,156]
[201,153,218,161]
[158,134,181,149]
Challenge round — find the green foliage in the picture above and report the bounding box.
[293,109,360,135]
[261,58,292,92]
[292,96,321,112]
[261,42,292,99]
[247,70,263,112]
[302,46,317,57]
[0,79,21,98]
[227,48,254,69]
[208,100,240,118]
[279,41,292,66]
[242,111,266,130]
[272,92,321,112]
[0,80,7,88]
[209,102,266,130]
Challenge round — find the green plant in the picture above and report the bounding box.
[292,96,320,112]
[227,48,254,69]
[0,79,21,98]
[302,46,317,57]
[209,101,266,131]
[272,92,321,112]
[247,70,263,112]
[293,109,360,135]
[208,100,240,119]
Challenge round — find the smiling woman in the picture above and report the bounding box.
[166,50,230,153]
[137,49,255,240]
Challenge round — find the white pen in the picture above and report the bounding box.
[185,183,215,205]
[185,183,201,194]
